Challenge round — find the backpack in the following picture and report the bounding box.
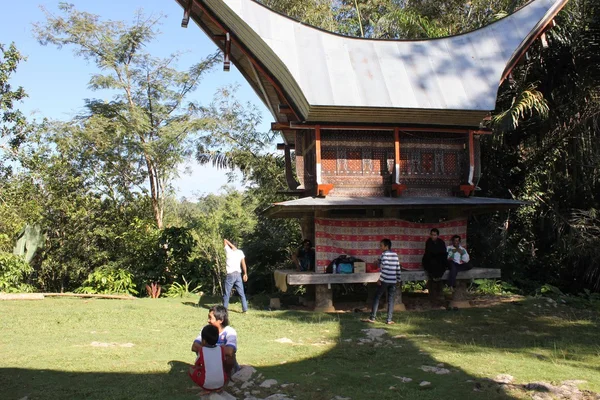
[325,255,363,274]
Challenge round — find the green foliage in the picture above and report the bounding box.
[76,265,138,295]
[165,276,202,298]
[34,4,219,228]
[0,251,34,293]
[403,280,427,293]
[470,279,520,295]
[0,42,28,149]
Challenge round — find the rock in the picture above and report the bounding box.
[419,381,431,387]
[251,390,261,395]
[420,365,450,375]
[241,381,254,389]
[361,328,387,339]
[275,338,294,344]
[389,386,396,390]
[202,391,236,400]
[280,383,291,388]
[232,366,257,383]
[393,376,412,383]
[265,395,293,400]
[526,382,554,392]
[260,379,278,388]
[436,363,445,367]
[494,374,515,384]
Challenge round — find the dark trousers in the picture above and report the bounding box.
[370,282,396,323]
[447,261,472,288]
[223,272,248,312]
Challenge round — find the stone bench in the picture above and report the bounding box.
[274,268,501,312]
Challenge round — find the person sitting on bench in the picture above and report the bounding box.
[446,235,472,288]
[422,228,447,281]
[292,239,315,272]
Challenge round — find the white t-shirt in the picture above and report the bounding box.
[447,245,470,264]
[196,325,238,351]
[225,246,245,274]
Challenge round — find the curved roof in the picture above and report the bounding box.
[182,0,568,126]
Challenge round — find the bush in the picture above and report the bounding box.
[76,265,138,295]
[165,276,202,298]
[469,279,520,295]
[0,252,35,293]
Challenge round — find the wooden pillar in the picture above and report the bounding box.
[283,144,300,190]
[392,127,407,196]
[314,284,335,312]
[449,281,471,308]
[459,130,476,196]
[315,125,333,196]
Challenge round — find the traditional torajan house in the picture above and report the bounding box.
[175,0,568,310]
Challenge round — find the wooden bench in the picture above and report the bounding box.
[274,268,501,312]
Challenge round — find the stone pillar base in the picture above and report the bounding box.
[314,284,335,312]
[449,300,471,308]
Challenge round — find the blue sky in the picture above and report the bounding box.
[0,0,272,199]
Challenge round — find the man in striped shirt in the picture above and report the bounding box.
[365,238,402,324]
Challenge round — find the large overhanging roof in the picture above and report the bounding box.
[178,0,567,127]
[263,196,527,218]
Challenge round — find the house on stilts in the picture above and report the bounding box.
[174,0,569,311]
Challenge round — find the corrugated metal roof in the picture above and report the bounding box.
[263,196,527,217]
[200,0,566,125]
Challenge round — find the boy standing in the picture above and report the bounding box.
[192,305,239,375]
[365,239,402,325]
[189,324,234,394]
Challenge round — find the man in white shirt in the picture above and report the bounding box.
[223,239,248,313]
[446,235,472,288]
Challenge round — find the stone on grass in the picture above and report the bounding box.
[420,365,450,375]
[419,381,431,387]
[264,394,294,400]
[393,376,412,383]
[232,366,257,383]
[332,396,351,400]
[494,374,515,384]
[275,338,294,344]
[241,381,254,389]
[260,379,278,388]
[202,391,236,400]
[361,328,387,340]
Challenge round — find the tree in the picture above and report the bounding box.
[33,4,219,228]
[0,42,27,152]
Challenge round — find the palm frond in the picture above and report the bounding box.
[492,84,549,132]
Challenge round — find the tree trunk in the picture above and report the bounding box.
[144,154,163,229]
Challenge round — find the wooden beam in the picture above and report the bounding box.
[271,122,295,131]
[284,268,501,285]
[278,104,295,115]
[314,125,333,196]
[181,0,192,27]
[276,143,295,150]
[392,127,407,196]
[192,0,301,120]
[286,122,492,135]
[468,130,475,186]
[223,32,231,71]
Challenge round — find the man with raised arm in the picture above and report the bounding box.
[223,239,249,313]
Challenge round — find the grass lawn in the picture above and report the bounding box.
[1,294,599,400]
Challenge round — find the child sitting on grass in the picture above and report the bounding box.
[189,324,234,394]
[192,305,239,375]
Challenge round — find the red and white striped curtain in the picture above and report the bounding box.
[314,218,467,273]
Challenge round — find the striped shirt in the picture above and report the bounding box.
[379,250,401,284]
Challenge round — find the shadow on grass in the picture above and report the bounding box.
[2,298,597,400]
[250,297,598,400]
[1,361,197,400]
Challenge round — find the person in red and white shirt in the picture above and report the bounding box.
[189,324,234,394]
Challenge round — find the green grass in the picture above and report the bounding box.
[1,295,599,400]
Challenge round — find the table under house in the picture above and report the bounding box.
[175,0,568,311]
